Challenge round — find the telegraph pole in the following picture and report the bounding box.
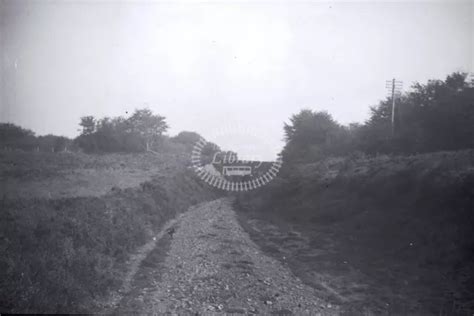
[386,78,403,136]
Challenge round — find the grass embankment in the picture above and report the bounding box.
[0,151,189,199]
[236,150,474,315]
[0,151,217,313]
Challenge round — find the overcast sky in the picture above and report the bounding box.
[1,0,472,159]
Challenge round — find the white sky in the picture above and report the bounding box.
[1,0,472,159]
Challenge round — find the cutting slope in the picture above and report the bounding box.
[237,150,474,315]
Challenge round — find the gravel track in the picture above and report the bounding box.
[117,197,338,315]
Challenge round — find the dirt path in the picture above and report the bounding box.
[115,198,338,315]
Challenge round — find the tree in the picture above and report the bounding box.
[172,131,202,146]
[127,109,168,151]
[75,109,169,153]
[0,123,36,150]
[79,116,96,135]
[282,109,343,163]
[358,100,394,153]
[0,123,35,140]
[358,72,474,154]
[200,142,221,165]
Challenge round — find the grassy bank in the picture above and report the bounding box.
[0,151,217,313]
[236,150,474,315]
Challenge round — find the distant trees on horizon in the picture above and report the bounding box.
[1,72,473,158]
[0,108,170,153]
[76,108,169,153]
[0,122,72,152]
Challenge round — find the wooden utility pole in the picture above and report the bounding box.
[386,78,403,136]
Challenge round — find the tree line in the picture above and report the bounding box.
[76,108,168,153]
[281,72,474,165]
[1,72,472,158]
[0,123,71,152]
[0,108,172,153]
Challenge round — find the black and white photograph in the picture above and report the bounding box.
[1,0,473,314]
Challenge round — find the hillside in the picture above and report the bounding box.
[0,151,191,199]
[0,149,218,313]
[236,150,474,315]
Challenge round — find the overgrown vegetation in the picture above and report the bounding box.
[0,151,216,313]
[0,110,221,312]
[237,72,474,314]
[238,150,474,314]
